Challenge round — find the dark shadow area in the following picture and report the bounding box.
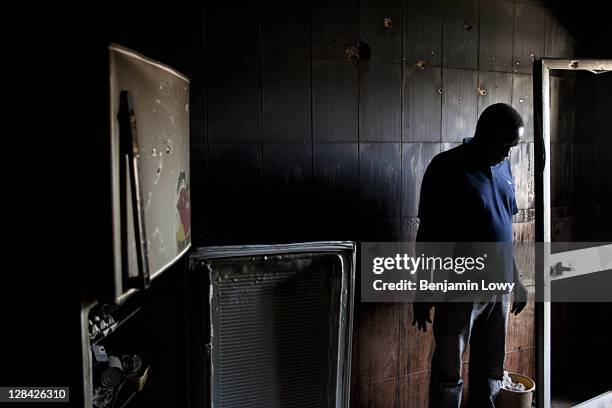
[545,0,612,57]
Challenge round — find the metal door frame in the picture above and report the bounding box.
[534,58,612,408]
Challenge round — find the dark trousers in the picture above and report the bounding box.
[429,295,510,408]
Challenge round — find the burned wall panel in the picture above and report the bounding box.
[359,63,401,142]
[208,143,263,242]
[263,142,313,196]
[402,65,442,142]
[359,142,401,219]
[442,68,478,142]
[360,378,399,407]
[510,142,535,210]
[206,1,260,67]
[477,70,512,118]
[399,371,429,408]
[442,142,461,152]
[192,142,209,245]
[504,347,535,382]
[403,0,442,67]
[358,303,400,383]
[360,218,402,242]
[263,57,312,142]
[512,221,536,286]
[206,2,261,143]
[262,0,311,57]
[506,292,536,351]
[544,10,577,59]
[207,65,262,142]
[263,143,313,240]
[207,2,261,145]
[511,73,534,142]
[361,0,402,63]
[442,0,479,69]
[313,59,358,142]
[209,143,262,192]
[313,142,359,239]
[312,0,359,60]
[513,3,546,74]
[207,67,262,142]
[479,0,514,72]
[314,143,359,200]
[401,143,439,218]
[400,217,421,243]
[399,302,434,376]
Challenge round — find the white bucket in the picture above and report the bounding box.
[496,372,535,408]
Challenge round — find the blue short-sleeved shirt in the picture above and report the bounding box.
[417,138,518,283]
[417,138,518,242]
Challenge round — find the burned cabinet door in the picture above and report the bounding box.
[189,242,356,408]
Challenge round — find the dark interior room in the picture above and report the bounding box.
[2,0,611,407]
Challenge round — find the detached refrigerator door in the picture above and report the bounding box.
[189,241,356,408]
[108,44,191,302]
[79,44,192,408]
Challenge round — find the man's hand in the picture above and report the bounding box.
[412,302,433,332]
[511,281,527,315]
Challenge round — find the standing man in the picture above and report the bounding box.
[412,103,528,407]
